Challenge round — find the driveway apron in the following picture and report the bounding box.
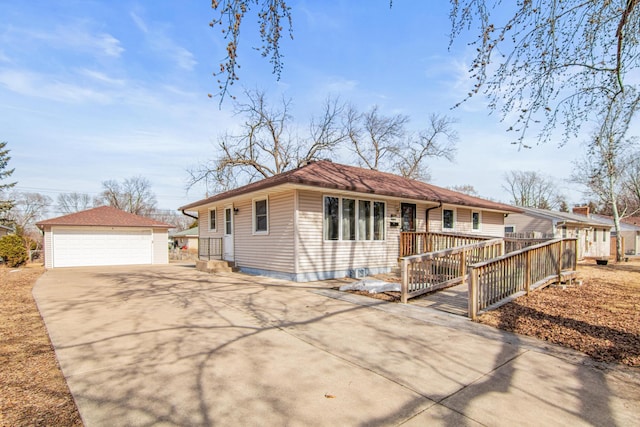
[33,264,640,426]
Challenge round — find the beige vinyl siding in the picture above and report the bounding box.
[233,190,296,274]
[152,229,169,264]
[296,190,397,275]
[506,214,554,235]
[42,227,53,268]
[481,211,506,237]
[457,209,471,233]
[198,207,224,238]
[428,208,504,237]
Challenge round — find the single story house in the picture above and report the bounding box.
[505,206,612,260]
[0,224,13,237]
[36,206,172,268]
[171,226,199,251]
[571,209,640,256]
[179,160,521,281]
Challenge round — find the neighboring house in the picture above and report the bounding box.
[36,206,172,268]
[0,224,13,237]
[171,226,199,251]
[505,207,611,260]
[179,160,520,281]
[572,209,640,256]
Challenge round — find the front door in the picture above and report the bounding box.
[401,203,417,232]
[223,206,234,261]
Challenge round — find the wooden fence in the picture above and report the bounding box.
[400,238,504,303]
[198,237,223,260]
[467,238,577,320]
[400,232,493,257]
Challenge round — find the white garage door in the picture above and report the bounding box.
[52,228,153,267]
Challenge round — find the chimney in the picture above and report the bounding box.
[573,205,590,217]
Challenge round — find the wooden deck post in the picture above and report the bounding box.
[468,267,478,320]
[401,257,409,304]
[525,250,531,295]
[557,240,562,284]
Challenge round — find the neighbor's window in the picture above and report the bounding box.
[561,226,567,238]
[504,225,515,234]
[443,209,455,230]
[209,208,216,231]
[253,198,268,233]
[323,196,385,241]
[602,229,607,242]
[472,211,481,231]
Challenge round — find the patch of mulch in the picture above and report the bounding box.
[0,265,83,427]
[477,259,640,367]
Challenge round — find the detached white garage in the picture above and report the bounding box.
[37,206,172,268]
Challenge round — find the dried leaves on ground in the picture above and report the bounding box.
[478,259,640,367]
[0,265,83,427]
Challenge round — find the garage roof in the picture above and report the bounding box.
[36,206,173,229]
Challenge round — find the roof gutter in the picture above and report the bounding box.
[181,209,198,220]
[425,201,443,233]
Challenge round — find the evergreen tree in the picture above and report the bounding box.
[0,141,17,226]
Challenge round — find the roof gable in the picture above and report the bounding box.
[180,161,520,213]
[36,206,173,229]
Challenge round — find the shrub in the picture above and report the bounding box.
[0,234,28,267]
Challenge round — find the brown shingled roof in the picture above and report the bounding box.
[180,160,520,213]
[36,206,173,229]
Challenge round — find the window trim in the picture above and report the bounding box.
[504,225,516,234]
[208,207,217,232]
[471,211,481,232]
[252,197,269,235]
[442,208,456,231]
[323,195,386,242]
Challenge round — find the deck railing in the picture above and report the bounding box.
[400,232,493,257]
[467,238,577,320]
[198,237,223,260]
[400,238,505,303]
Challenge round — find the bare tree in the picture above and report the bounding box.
[395,114,458,181]
[346,105,409,171]
[448,184,479,196]
[620,150,640,214]
[450,1,640,148]
[96,177,157,216]
[57,192,94,214]
[572,95,640,261]
[189,89,348,191]
[9,192,52,231]
[503,170,564,210]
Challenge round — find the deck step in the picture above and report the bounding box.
[196,260,239,274]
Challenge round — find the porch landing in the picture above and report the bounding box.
[410,283,468,317]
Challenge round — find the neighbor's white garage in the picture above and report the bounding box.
[37,206,172,268]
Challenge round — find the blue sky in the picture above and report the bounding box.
[1,1,605,212]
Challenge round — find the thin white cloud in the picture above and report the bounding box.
[130,11,149,34]
[79,69,125,86]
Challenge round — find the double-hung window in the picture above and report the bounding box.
[209,208,217,231]
[443,209,455,231]
[472,211,481,231]
[253,198,268,234]
[324,196,385,241]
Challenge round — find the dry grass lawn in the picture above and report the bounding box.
[0,265,82,427]
[1,259,638,425]
[478,258,640,367]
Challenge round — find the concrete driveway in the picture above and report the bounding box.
[34,264,640,426]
